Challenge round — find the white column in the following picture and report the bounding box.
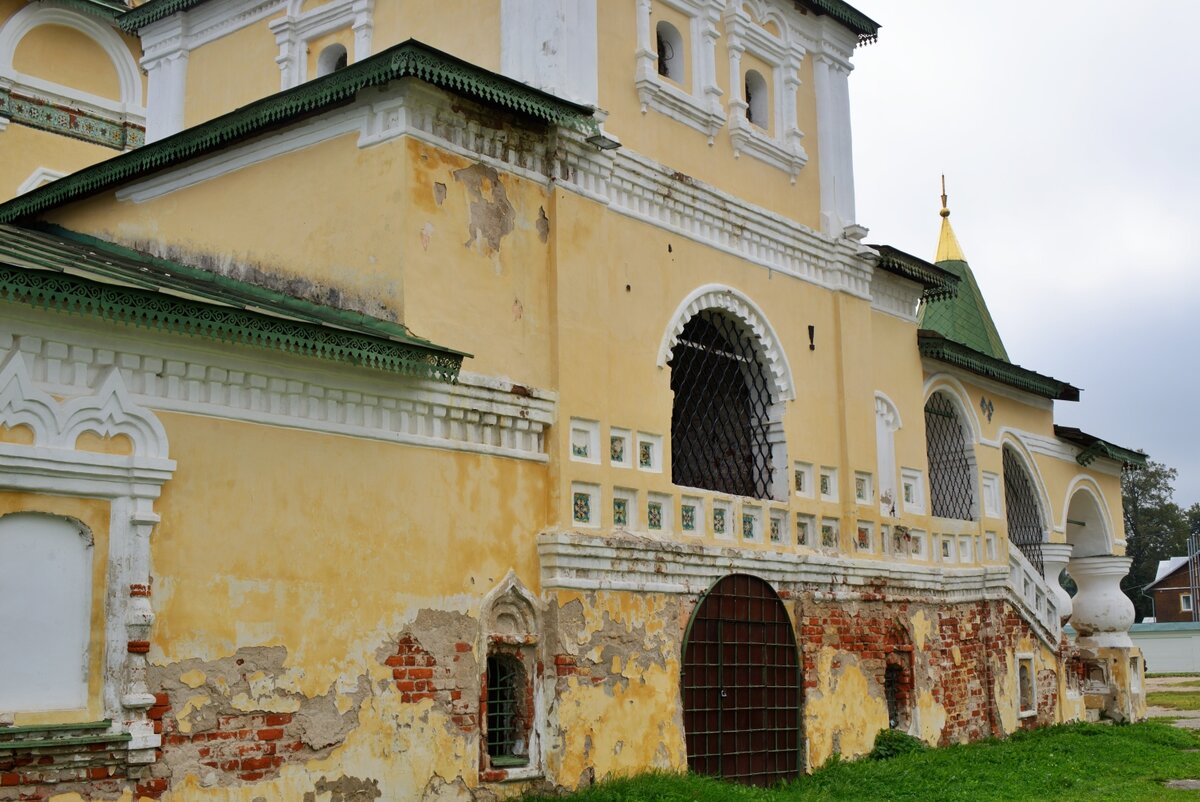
[143,51,188,142]
[1041,543,1074,624]
[812,53,838,236]
[1068,555,1135,648]
[500,0,598,107]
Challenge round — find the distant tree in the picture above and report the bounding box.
[1120,460,1190,620]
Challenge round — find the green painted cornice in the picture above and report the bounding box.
[918,330,1079,402]
[0,224,467,382]
[0,40,597,225]
[798,0,881,43]
[1054,426,1147,468]
[869,244,959,301]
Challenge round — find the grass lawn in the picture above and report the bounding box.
[1148,691,1200,710]
[521,722,1200,802]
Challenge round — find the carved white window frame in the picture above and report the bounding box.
[479,571,546,782]
[270,0,375,89]
[0,350,174,761]
[875,392,901,517]
[635,0,725,142]
[723,0,808,180]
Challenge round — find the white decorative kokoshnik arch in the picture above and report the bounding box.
[0,348,173,761]
[0,2,144,110]
[658,283,795,403]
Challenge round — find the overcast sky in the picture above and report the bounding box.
[847,1,1200,508]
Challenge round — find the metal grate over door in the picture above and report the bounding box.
[1003,447,1044,574]
[681,574,801,786]
[924,392,976,520]
[670,312,774,500]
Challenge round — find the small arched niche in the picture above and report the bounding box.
[744,69,768,130]
[656,20,684,82]
[316,43,348,77]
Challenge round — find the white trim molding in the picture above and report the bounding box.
[270,0,375,90]
[634,0,725,141]
[0,349,174,762]
[502,0,597,107]
[723,0,808,180]
[657,283,795,402]
[16,167,67,196]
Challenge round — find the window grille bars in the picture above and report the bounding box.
[924,393,976,520]
[1003,447,1045,575]
[485,655,527,766]
[884,664,903,729]
[670,312,774,500]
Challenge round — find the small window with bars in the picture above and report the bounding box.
[485,654,529,767]
[924,392,977,521]
[1003,446,1045,574]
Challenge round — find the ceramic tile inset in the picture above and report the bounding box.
[648,501,663,530]
[573,492,590,524]
[613,498,628,527]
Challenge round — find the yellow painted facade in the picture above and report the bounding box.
[0,2,1146,799]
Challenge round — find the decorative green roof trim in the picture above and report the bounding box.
[0,40,597,225]
[58,0,128,21]
[918,330,1080,401]
[798,0,881,43]
[118,0,204,30]
[869,244,959,301]
[0,225,466,383]
[1054,426,1147,468]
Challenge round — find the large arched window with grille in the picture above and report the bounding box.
[924,391,977,520]
[1003,446,1045,573]
[669,311,777,500]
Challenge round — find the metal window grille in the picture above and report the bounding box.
[924,393,975,520]
[670,312,774,500]
[681,574,801,787]
[485,655,527,766]
[884,664,903,729]
[1003,447,1044,575]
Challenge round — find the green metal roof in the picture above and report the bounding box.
[0,224,466,382]
[798,0,881,44]
[918,330,1079,401]
[869,244,959,301]
[58,0,129,20]
[918,257,1010,362]
[1054,426,1147,468]
[0,39,597,225]
[118,0,222,30]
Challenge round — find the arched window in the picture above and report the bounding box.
[485,654,529,765]
[669,311,777,500]
[316,43,348,77]
[1003,446,1045,573]
[1018,658,1035,716]
[924,391,977,520]
[875,393,901,516]
[744,69,768,130]
[479,572,542,780]
[0,513,92,711]
[655,21,683,81]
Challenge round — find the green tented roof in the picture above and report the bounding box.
[917,330,1079,401]
[1054,426,1147,468]
[0,39,597,225]
[918,257,1010,362]
[869,244,959,301]
[0,224,467,382]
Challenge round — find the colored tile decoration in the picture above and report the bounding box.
[796,517,809,545]
[904,483,914,503]
[639,440,653,468]
[769,517,781,542]
[647,501,663,530]
[855,476,867,500]
[713,508,726,535]
[794,469,805,493]
[681,504,696,532]
[820,474,831,496]
[0,89,143,150]
[613,498,628,527]
[821,524,837,548]
[573,492,590,523]
[572,442,589,458]
[742,513,754,540]
[610,435,625,462]
[857,526,870,549]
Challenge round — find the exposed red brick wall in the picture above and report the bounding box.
[385,634,477,734]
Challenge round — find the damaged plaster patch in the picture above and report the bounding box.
[302,774,382,802]
[124,240,397,321]
[433,182,447,206]
[536,207,549,243]
[421,222,434,250]
[147,646,371,787]
[452,163,514,253]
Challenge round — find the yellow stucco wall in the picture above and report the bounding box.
[12,23,121,100]
[184,16,284,128]
[0,123,116,202]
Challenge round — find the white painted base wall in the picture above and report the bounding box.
[1129,623,1200,673]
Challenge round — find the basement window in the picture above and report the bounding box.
[884,664,903,729]
[485,653,530,767]
[1018,656,1036,718]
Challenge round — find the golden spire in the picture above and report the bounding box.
[935,174,966,262]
